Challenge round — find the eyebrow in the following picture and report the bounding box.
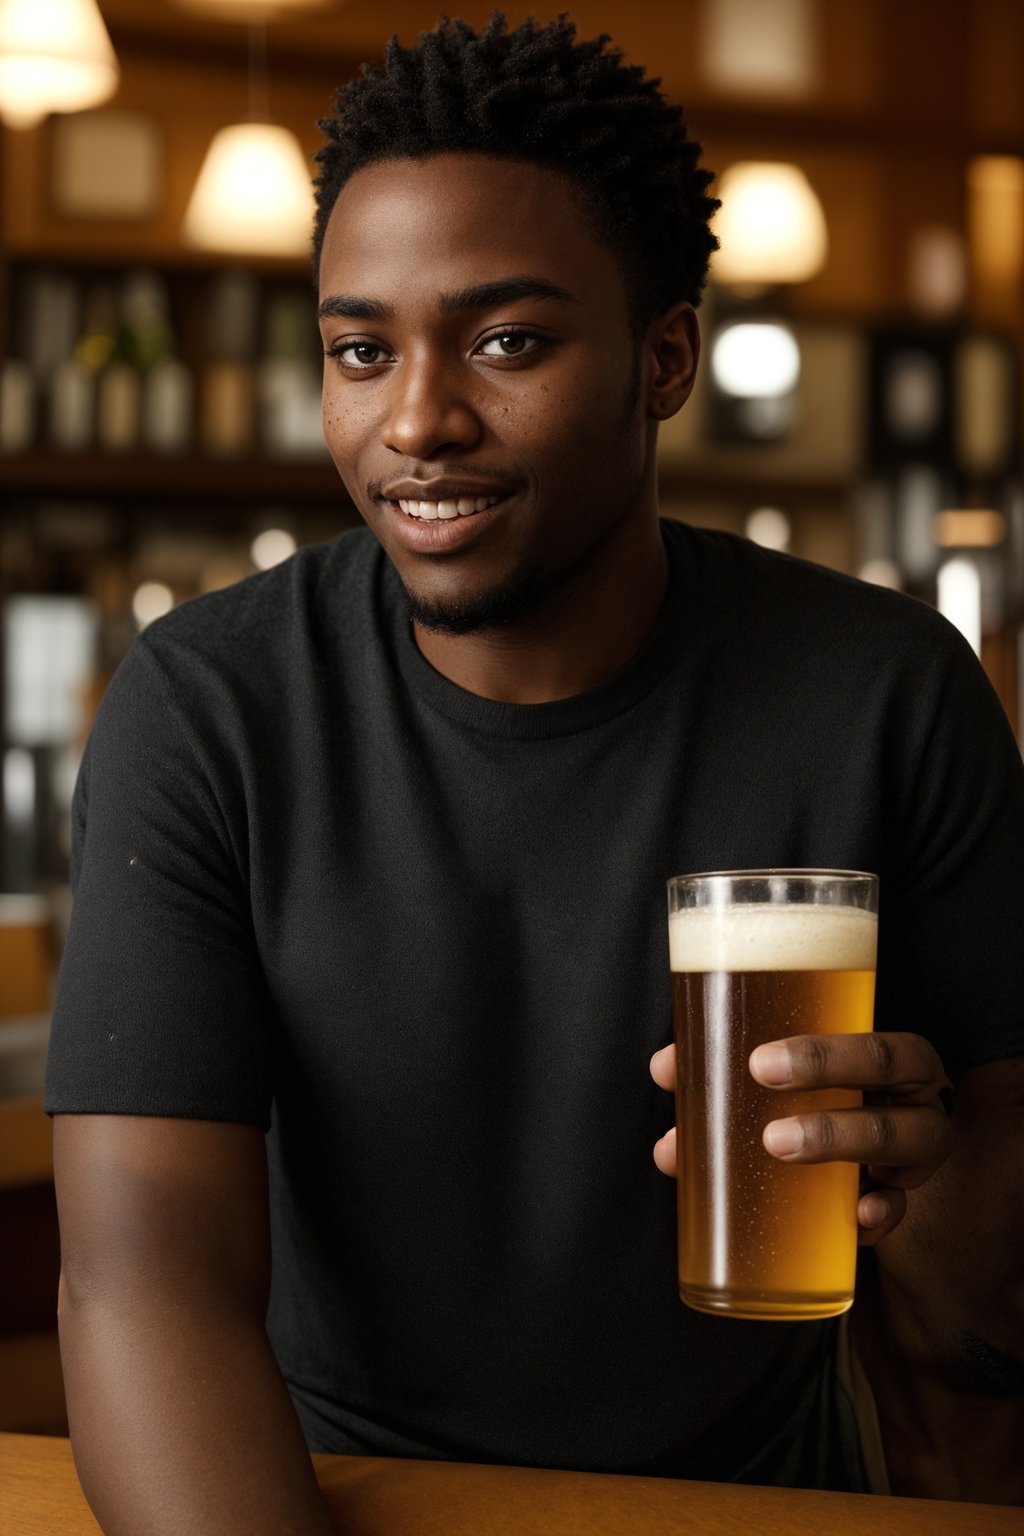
[317,275,580,323]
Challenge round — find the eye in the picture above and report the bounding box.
[477,330,544,359]
[326,340,392,369]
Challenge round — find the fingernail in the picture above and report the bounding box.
[861,1195,888,1228]
[751,1044,792,1085]
[764,1119,804,1155]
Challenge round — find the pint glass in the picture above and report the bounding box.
[667,870,878,1321]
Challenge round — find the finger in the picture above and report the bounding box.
[856,1187,907,1246]
[750,1032,950,1102]
[653,1124,677,1178]
[649,1043,675,1092]
[762,1102,953,1177]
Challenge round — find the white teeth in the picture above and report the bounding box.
[396,495,503,520]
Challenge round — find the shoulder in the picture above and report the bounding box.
[90,527,382,754]
[664,519,976,680]
[140,527,379,668]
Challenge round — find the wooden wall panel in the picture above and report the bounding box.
[1,46,345,265]
[968,0,1024,146]
[96,0,885,120]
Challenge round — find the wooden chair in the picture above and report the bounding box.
[0,1093,66,1434]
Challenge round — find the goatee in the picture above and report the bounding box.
[402,568,549,635]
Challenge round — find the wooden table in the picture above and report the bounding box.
[2,1432,1021,1535]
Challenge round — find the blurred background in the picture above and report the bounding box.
[1,0,1023,1436]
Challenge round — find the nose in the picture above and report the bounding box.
[381,352,482,459]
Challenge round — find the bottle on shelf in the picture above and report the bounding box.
[55,283,117,454]
[260,289,326,460]
[0,360,35,454]
[200,270,257,458]
[128,271,193,455]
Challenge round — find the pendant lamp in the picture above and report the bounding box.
[0,0,118,130]
[713,162,828,288]
[183,24,313,257]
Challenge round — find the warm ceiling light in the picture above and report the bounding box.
[700,0,818,99]
[0,0,118,129]
[932,509,1007,549]
[184,122,313,256]
[713,162,828,286]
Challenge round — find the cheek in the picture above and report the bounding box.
[321,381,368,454]
[512,370,633,466]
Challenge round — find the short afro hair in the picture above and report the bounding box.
[313,12,719,328]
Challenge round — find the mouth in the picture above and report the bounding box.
[380,486,515,556]
[396,494,504,522]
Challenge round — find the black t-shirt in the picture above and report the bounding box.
[46,520,1024,1488]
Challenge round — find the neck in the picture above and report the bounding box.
[412,510,668,704]
[854,1264,1024,1505]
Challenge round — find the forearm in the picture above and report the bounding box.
[59,1275,336,1536]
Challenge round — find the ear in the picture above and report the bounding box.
[646,301,700,422]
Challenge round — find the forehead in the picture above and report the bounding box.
[318,152,623,308]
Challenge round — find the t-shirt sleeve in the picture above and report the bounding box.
[44,636,274,1128]
[874,611,1024,1076]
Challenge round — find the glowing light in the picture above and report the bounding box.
[0,0,118,129]
[968,157,1024,287]
[3,747,34,826]
[933,510,1006,549]
[711,322,800,399]
[936,558,981,655]
[857,559,904,592]
[906,225,967,318]
[713,163,828,287]
[132,582,174,630]
[745,507,791,551]
[700,0,817,99]
[251,528,297,570]
[184,123,313,257]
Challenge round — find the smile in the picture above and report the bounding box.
[397,496,504,521]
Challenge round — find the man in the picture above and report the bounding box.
[46,15,1022,1532]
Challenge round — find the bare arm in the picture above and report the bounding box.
[54,1114,337,1536]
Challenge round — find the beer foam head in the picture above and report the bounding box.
[669,903,877,972]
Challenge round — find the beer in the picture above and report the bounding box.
[668,894,877,1321]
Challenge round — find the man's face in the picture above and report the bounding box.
[317,153,657,633]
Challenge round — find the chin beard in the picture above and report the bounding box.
[401,568,549,636]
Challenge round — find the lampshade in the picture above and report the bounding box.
[712,162,828,287]
[183,122,313,257]
[0,0,118,129]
